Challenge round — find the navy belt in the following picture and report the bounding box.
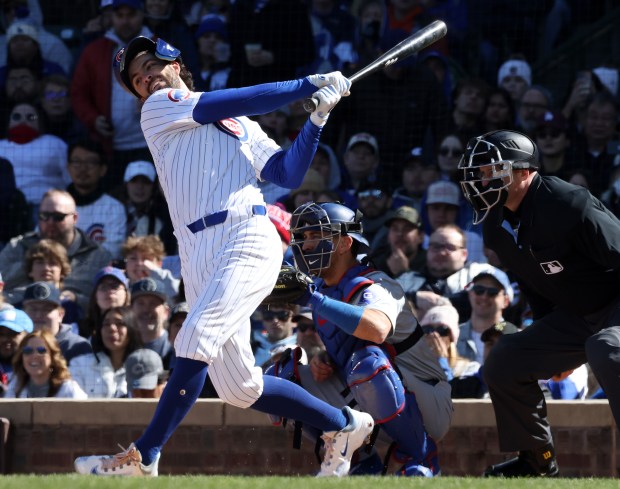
[187,205,267,234]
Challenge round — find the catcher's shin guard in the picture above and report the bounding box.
[347,346,437,470]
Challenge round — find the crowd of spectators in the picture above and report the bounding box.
[0,0,615,423]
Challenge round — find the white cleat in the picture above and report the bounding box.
[317,406,375,477]
[74,443,159,477]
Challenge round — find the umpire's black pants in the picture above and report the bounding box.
[483,297,620,452]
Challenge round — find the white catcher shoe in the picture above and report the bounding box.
[74,443,159,476]
[317,406,374,477]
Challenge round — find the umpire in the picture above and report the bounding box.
[458,129,620,477]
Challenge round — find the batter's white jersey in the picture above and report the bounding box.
[139,88,284,408]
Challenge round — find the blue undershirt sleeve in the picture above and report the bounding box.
[192,78,316,124]
[309,292,364,336]
[260,120,322,188]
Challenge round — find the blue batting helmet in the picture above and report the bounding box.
[113,36,182,98]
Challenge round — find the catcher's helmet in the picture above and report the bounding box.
[113,37,182,98]
[290,202,369,275]
[458,130,539,224]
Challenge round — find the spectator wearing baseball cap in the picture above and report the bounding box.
[340,133,380,206]
[534,110,577,180]
[420,303,483,396]
[369,205,426,279]
[194,14,230,92]
[77,266,130,340]
[130,277,173,368]
[114,161,176,256]
[0,308,33,392]
[392,147,439,211]
[22,282,92,363]
[125,348,168,398]
[422,180,486,264]
[457,269,516,365]
[497,58,532,102]
[1,21,67,84]
[278,168,326,213]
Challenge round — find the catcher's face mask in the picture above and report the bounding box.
[290,202,339,276]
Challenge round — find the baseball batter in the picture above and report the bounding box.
[74,37,373,477]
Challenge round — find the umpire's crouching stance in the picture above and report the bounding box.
[458,129,620,477]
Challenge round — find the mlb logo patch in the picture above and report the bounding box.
[540,261,563,274]
[215,117,249,142]
[167,89,190,102]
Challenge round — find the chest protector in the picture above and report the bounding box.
[316,264,375,370]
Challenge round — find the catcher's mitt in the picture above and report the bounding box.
[262,265,314,306]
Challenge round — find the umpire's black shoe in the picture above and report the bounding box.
[483,444,559,477]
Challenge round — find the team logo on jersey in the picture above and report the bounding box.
[86,223,106,244]
[215,117,249,142]
[540,261,563,274]
[317,316,326,327]
[167,89,190,102]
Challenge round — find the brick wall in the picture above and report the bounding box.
[0,399,616,476]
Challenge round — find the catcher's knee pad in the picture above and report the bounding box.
[346,345,405,423]
[264,346,305,425]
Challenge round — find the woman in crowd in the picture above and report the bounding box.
[77,267,130,339]
[5,329,86,398]
[70,306,142,398]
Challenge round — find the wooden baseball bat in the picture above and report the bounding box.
[303,20,448,113]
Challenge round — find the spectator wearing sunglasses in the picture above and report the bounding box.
[435,132,465,184]
[355,180,392,249]
[456,270,515,365]
[534,110,578,181]
[420,304,468,382]
[292,307,324,362]
[4,329,87,398]
[0,102,70,220]
[0,189,113,311]
[252,304,299,369]
[40,74,87,144]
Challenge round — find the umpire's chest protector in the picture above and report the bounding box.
[316,265,375,370]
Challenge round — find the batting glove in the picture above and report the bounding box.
[309,85,341,127]
[307,71,351,96]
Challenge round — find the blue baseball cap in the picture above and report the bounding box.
[23,282,62,306]
[0,308,34,334]
[130,277,168,303]
[195,15,228,41]
[95,266,129,288]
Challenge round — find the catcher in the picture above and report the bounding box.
[264,202,453,476]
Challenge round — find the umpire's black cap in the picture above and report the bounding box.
[114,36,182,98]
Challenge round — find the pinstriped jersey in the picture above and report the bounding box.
[140,88,281,230]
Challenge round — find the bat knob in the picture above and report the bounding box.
[303,97,319,113]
